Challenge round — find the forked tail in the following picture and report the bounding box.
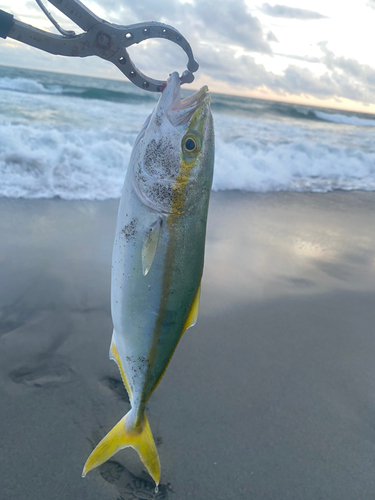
[82,409,160,486]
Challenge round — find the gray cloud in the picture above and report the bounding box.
[319,42,375,85]
[280,65,340,98]
[278,44,375,104]
[317,42,375,100]
[128,39,375,106]
[197,45,335,97]
[267,31,279,43]
[90,0,273,54]
[195,41,375,106]
[1,0,273,80]
[197,45,271,88]
[261,3,328,20]
[274,53,321,63]
[193,0,272,54]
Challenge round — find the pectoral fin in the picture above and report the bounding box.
[142,217,162,276]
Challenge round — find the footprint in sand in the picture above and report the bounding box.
[0,307,33,337]
[9,355,74,387]
[0,310,75,389]
[100,460,172,500]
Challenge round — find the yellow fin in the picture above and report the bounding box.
[182,283,201,333]
[110,340,133,400]
[82,410,160,486]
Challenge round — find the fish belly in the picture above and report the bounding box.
[111,171,207,409]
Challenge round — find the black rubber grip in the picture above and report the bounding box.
[0,9,14,39]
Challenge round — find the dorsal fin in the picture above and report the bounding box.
[142,217,162,276]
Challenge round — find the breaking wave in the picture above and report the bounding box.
[1,66,375,199]
[312,110,375,127]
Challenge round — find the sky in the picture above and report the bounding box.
[0,0,375,112]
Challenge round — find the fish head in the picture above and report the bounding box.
[131,72,214,214]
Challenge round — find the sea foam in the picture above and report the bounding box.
[1,67,375,199]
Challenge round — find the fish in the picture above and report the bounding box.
[82,71,214,486]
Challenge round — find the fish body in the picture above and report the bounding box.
[83,72,214,484]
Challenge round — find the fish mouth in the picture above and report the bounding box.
[159,72,210,126]
[180,85,209,110]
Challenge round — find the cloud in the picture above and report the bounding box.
[193,0,272,54]
[280,44,375,104]
[197,45,272,88]
[319,42,375,83]
[317,42,375,99]
[279,65,340,98]
[89,0,273,54]
[274,53,321,64]
[267,31,279,43]
[197,45,335,98]
[194,40,375,106]
[2,0,375,108]
[1,0,274,81]
[260,3,328,20]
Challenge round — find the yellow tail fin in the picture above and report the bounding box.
[82,410,160,486]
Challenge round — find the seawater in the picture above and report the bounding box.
[1,64,375,200]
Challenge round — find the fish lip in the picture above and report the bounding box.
[160,72,209,127]
[160,72,209,112]
[179,85,209,111]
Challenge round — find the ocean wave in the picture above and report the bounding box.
[210,98,375,126]
[1,117,375,199]
[1,67,375,199]
[0,77,61,94]
[312,110,375,127]
[2,74,375,128]
[0,121,133,200]
[0,76,158,104]
[213,129,375,192]
[63,87,157,104]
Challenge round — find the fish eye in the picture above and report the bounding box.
[185,138,196,151]
[182,134,200,155]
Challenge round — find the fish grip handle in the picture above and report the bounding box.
[0,10,14,39]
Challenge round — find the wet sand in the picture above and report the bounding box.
[1,191,375,499]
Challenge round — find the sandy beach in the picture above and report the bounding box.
[1,191,375,499]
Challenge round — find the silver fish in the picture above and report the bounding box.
[83,72,214,485]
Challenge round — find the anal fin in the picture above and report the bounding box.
[110,339,133,401]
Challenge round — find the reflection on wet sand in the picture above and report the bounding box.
[204,191,375,313]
